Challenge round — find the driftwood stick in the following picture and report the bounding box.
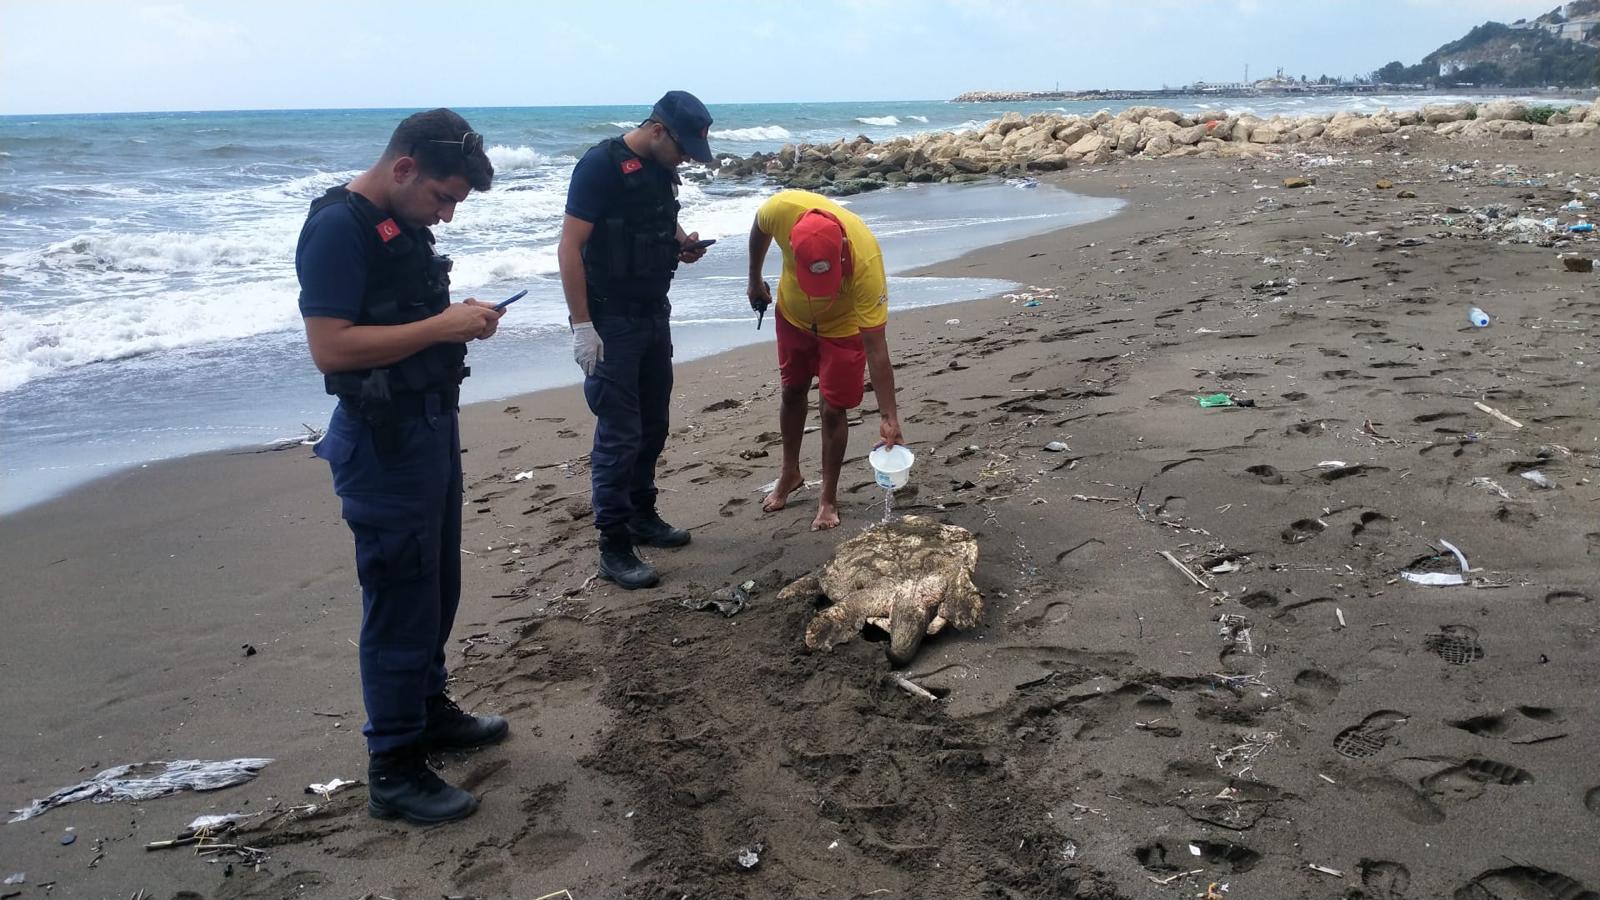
[888,673,938,701]
[1473,401,1523,429]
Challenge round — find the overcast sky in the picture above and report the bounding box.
[0,0,1568,115]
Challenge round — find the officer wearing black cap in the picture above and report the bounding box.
[557,91,715,589]
[298,108,510,825]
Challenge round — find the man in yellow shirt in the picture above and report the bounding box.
[747,190,905,530]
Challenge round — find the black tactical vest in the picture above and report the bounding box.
[581,137,682,303]
[301,186,469,397]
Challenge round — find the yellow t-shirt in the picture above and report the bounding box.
[755,190,888,338]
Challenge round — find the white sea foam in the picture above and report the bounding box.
[31,230,290,274]
[0,278,302,392]
[709,125,793,141]
[908,115,929,123]
[856,115,900,126]
[487,144,551,172]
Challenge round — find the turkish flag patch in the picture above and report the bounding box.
[621,159,643,174]
[375,218,401,242]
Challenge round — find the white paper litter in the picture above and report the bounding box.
[1519,470,1553,489]
[945,318,961,325]
[8,758,273,823]
[3,873,24,886]
[186,813,253,831]
[1403,572,1466,586]
[306,778,359,798]
[1317,460,1347,469]
[1400,538,1470,587]
[513,470,534,481]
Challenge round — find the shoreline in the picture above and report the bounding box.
[3,134,1599,898]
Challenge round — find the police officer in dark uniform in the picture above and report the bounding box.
[557,91,715,589]
[297,109,509,825]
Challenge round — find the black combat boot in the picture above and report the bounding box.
[367,744,478,825]
[420,693,509,752]
[627,507,691,548]
[598,525,660,589]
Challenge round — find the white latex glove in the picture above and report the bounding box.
[573,321,604,376]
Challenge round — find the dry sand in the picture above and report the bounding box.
[2,132,1599,899]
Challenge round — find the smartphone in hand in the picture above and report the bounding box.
[686,238,716,251]
[493,290,528,311]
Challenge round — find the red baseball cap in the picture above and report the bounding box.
[791,209,850,298]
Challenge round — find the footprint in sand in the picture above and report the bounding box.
[1454,865,1596,900]
[1239,590,1279,610]
[1354,774,1445,825]
[1246,464,1286,485]
[1281,518,1326,544]
[1545,590,1593,607]
[1292,668,1341,711]
[1335,710,1409,759]
[1352,511,1393,537]
[1424,625,1484,666]
[1586,786,1600,817]
[1410,757,1533,805]
[1449,706,1565,742]
[719,497,748,518]
[1135,839,1261,874]
[1357,859,1411,900]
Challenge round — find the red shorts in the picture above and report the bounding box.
[775,310,868,409]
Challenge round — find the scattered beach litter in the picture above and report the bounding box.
[735,843,763,870]
[1401,539,1470,586]
[682,582,752,617]
[1197,393,1233,408]
[8,758,272,823]
[306,778,360,799]
[1520,470,1554,489]
[1043,440,1070,452]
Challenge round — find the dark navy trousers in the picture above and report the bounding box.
[584,310,673,529]
[314,396,461,753]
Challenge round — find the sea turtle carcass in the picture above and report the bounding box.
[779,515,982,666]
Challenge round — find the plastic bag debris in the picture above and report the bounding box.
[1519,470,1554,489]
[682,582,753,617]
[186,813,253,831]
[1401,538,1470,587]
[8,758,273,823]
[1197,393,1234,408]
[306,778,359,799]
[736,842,763,870]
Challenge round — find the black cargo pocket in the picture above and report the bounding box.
[352,527,428,588]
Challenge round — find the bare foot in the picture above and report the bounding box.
[762,471,806,512]
[811,502,841,531]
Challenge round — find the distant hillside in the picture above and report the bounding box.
[1376,2,1599,87]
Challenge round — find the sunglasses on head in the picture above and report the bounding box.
[416,130,483,157]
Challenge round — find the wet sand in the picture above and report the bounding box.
[2,131,1599,899]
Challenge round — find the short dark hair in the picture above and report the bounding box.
[385,108,493,192]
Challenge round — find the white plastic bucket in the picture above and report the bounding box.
[869,445,915,489]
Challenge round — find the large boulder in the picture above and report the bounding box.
[1025,153,1069,172]
[1249,125,1282,144]
[1294,122,1326,141]
[1435,120,1469,136]
[1143,132,1175,156]
[1326,116,1380,140]
[1479,100,1529,122]
[1174,124,1208,145]
[1053,121,1092,145]
[1231,116,1263,144]
[992,111,1027,136]
[1498,121,1534,140]
[1120,105,1182,124]
[1067,132,1107,157]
